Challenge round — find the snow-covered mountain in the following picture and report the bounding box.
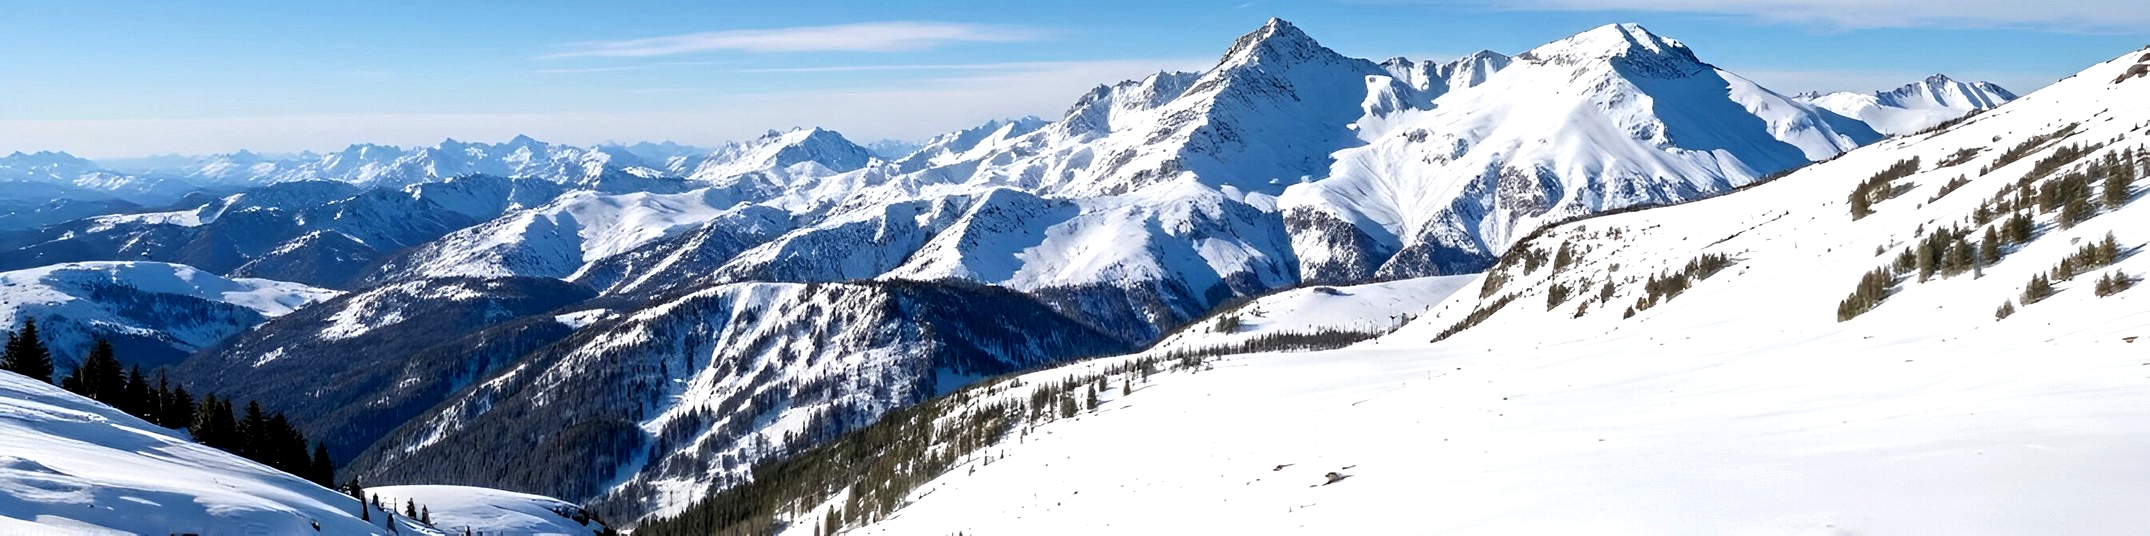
[731,44,2150,536]
[0,261,335,369]
[0,151,208,205]
[114,130,877,192]
[368,20,1879,345]
[2,175,582,287]
[169,277,595,463]
[1802,74,2018,135]
[344,279,1133,523]
[0,369,442,535]
[862,138,926,159]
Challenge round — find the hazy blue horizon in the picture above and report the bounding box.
[3,0,2144,158]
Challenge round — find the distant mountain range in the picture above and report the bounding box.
[0,17,2036,529]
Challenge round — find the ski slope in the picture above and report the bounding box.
[836,46,2150,535]
[0,371,439,535]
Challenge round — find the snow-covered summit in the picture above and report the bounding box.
[1802,74,2018,135]
[1518,23,1704,77]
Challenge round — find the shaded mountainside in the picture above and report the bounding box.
[169,277,596,463]
[344,279,1134,523]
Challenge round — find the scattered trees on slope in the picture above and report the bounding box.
[1848,157,1921,220]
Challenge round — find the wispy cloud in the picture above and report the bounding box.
[541,22,1045,59]
[533,61,724,74]
[1431,0,2150,32]
[730,61,1132,74]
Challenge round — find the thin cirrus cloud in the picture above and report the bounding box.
[541,21,1045,58]
[1461,0,2150,32]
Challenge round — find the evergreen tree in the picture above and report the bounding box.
[2005,212,2034,244]
[405,498,417,518]
[311,442,336,488]
[239,401,269,460]
[2023,273,2056,304]
[195,395,240,452]
[1,319,55,384]
[1980,227,2002,265]
[163,384,196,431]
[2106,150,2135,209]
[1945,237,1974,276]
[123,365,151,419]
[64,339,124,405]
[421,505,431,525]
[1915,239,1938,282]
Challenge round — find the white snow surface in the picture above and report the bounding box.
[369,485,606,536]
[0,262,338,357]
[378,20,1883,322]
[1803,74,2018,136]
[0,372,440,535]
[1150,275,1475,354]
[840,46,2150,535]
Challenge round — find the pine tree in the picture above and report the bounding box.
[1995,300,2016,320]
[2005,212,2034,244]
[1,319,55,384]
[124,365,151,419]
[2023,273,2056,304]
[64,339,124,405]
[405,498,417,518]
[163,384,196,431]
[1980,227,2002,265]
[311,442,336,488]
[421,505,431,525]
[2106,150,2136,209]
[239,401,269,460]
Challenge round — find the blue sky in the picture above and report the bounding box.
[2,0,2144,158]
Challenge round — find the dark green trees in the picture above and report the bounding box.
[1,319,55,384]
[1837,267,1895,321]
[1848,157,1921,220]
[2095,271,2134,297]
[61,339,125,405]
[2104,149,2137,209]
[2022,273,2056,304]
[311,443,337,487]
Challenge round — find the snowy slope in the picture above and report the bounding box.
[369,485,611,536]
[1148,274,1475,354]
[521,19,1876,344]
[1280,23,1876,281]
[0,151,205,205]
[171,277,594,463]
[0,371,441,535]
[348,280,1133,524]
[1803,74,2017,135]
[820,45,2150,535]
[0,261,336,368]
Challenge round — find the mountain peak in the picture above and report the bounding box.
[1214,17,1331,68]
[1521,23,1705,76]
